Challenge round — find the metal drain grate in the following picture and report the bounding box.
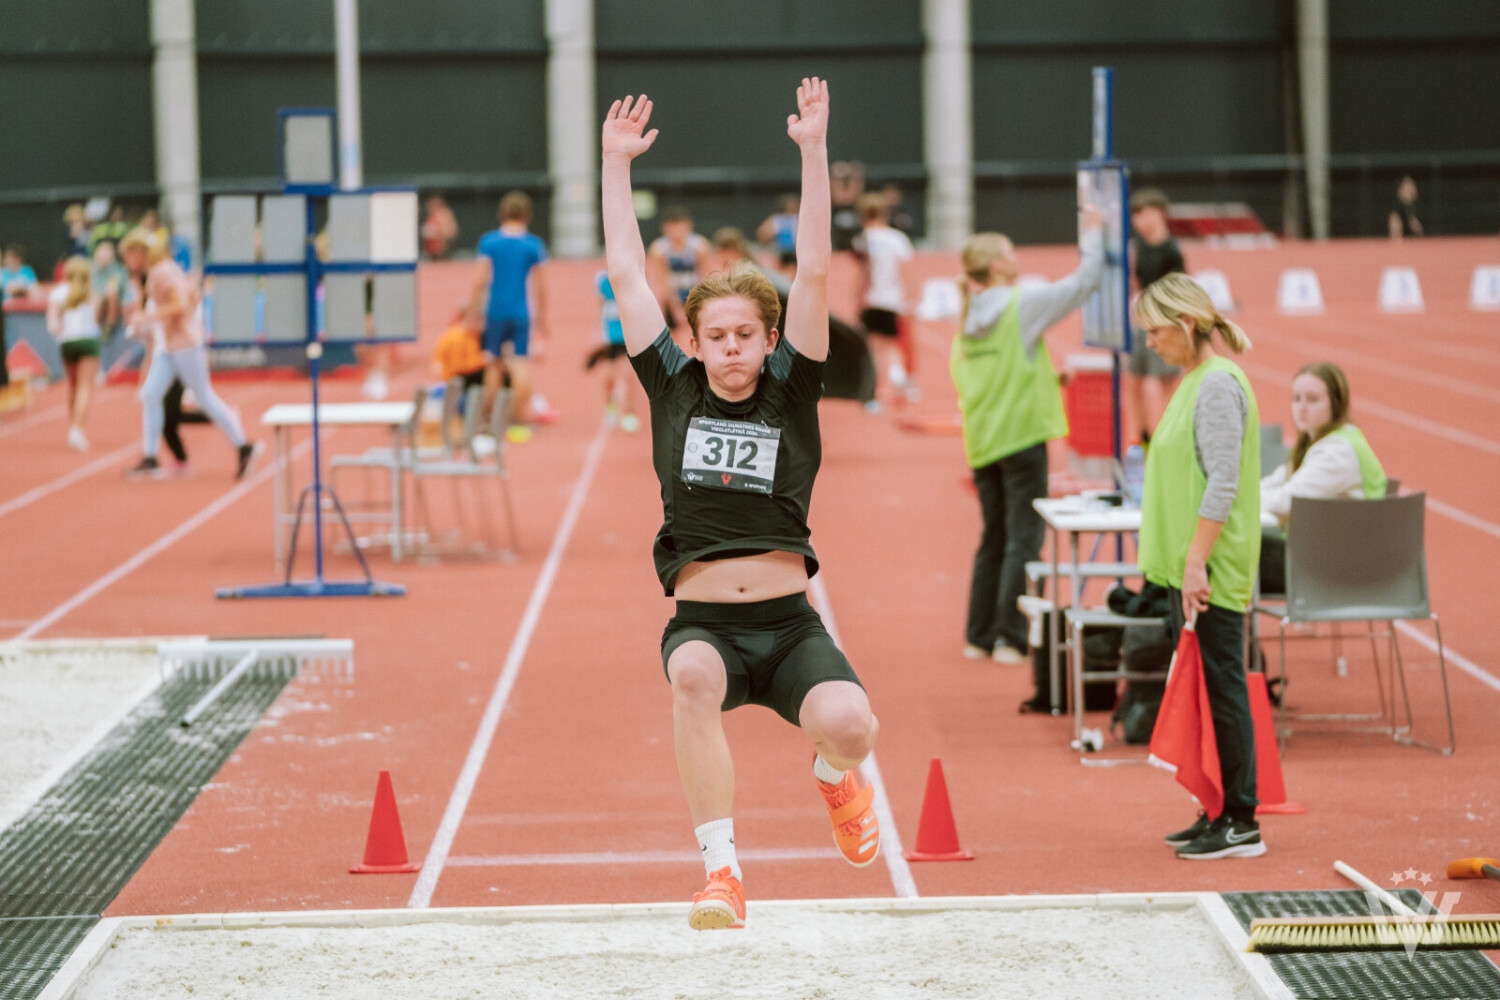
[0,669,290,998]
[1224,889,1500,1000]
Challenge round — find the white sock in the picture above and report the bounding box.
[813,755,847,787]
[695,819,740,880]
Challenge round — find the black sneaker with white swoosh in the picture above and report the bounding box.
[1175,815,1266,859]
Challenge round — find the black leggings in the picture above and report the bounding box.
[161,379,211,462]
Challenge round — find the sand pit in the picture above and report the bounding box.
[64,899,1264,1000]
[0,639,163,831]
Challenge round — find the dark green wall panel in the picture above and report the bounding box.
[195,0,545,54]
[595,0,919,51]
[0,0,149,54]
[1330,0,1500,41]
[972,0,1281,46]
[0,60,155,191]
[597,53,923,171]
[1331,49,1500,154]
[973,51,1285,163]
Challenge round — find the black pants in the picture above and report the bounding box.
[162,379,211,462]
[1258,530,1286,597]
[966,443,1049,652]
[1166,587,1259,822]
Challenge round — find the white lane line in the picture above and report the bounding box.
[1392,620,1500,696]
[448,847,840,868]
[408,421,612,909]
[808,573,919,899]
[1239,359,1500,458]
[12,440,311,641]
[1426,497,1500,542]
[0,443,137,520]
[0,402,67,438]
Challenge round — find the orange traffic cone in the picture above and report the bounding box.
[1246,673,1305,815]
[903,758,974,861]
[350,770,422,873]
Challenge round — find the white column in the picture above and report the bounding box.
[1297,0,1331,240]
[922,0,973,250]
[150,0,202,261]
[334,0,364,190]
[546,0,597,256]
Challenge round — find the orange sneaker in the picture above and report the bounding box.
[689,867,746,930]
[818,768,880,867]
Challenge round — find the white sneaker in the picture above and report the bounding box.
[67,426,89,451]
[620,413,641,433]
[362,370,389,400]
[962,643,990,660]
[992,643,1028,665]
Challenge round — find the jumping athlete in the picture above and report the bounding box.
[602,78,881,931]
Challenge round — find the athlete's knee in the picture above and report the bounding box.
[803,685,877,758]
[667,644,727,708]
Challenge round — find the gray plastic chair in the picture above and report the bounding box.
[408,386,519,559]
[1260,423,1289,477]
[1269,493,1453,754]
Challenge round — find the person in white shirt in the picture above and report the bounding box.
[1259,361,1387,594]
[45,255,104,451]
[852,192,914,406]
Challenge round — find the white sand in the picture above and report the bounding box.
[0,640,161,832]
[74,905,1257,999]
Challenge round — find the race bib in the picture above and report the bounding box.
[681,417,781,494]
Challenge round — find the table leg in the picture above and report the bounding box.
[273,425,287,570]
[1048,526,1062,714]
[390,424,404,563]
[1070,529,1084,744]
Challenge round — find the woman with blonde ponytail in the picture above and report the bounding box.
[45,255,104,450]
[1133,271,1267,860]
[951,207,1103,664]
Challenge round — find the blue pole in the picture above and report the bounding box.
[305,197,326,585]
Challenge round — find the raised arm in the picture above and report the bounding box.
[782,77,831,362]
[601,95,670,355]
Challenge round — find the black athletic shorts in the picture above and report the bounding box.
[660,591,862,725]
[860,307,899,338]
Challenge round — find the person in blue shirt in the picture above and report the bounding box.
[470,191,549,443]
[586,272,640,432]
[1,245,38,302]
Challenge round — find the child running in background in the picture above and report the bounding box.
[852,191,915,407]
[120,228,259,480]
[432,304,488,393]
[45,255,103,451]
[1127,187,1186,443]
[584,272,639,432]
[647,205,710,331]
[471,191,548,444]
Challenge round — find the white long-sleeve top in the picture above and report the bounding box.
[1260,433,1367,520]
[962,229,1105,360]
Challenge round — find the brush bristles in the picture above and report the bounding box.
[1247,916,1500,953]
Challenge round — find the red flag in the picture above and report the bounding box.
[1148,623,1224,820]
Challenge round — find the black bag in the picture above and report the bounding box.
[1110,623,1174,743]
[1021,611,1120,714]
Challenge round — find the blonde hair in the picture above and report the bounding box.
[62,255,92,311]
[857,192,888,222]
[684,262,781,338]
[118,227,167,265]
[1131,272,1250,355]
[955,232,1017,331]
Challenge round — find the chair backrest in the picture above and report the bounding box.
[1260,423,1289,477]
[1285,493,1429,622]
[397,386,427,460]
[440,377,465,451]
[1383,476,1400,497]
[484,389,511,472]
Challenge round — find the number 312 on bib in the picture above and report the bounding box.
[681,417,781,494]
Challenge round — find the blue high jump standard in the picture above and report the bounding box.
[211,109,413,599]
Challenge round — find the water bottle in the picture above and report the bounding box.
[1124,444,1146,508]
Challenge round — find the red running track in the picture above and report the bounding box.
[0,248,1496,923]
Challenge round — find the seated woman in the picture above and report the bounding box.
[1259,361,1387,594]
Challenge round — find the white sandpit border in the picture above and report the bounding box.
[38,893,1294,1000]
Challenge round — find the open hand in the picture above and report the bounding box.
[602,95,659,160]
[786,77,829,148]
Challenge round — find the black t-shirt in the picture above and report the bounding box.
[1132,236,1186,290]
[1391,201,1420,237]
[630,328,824,595]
